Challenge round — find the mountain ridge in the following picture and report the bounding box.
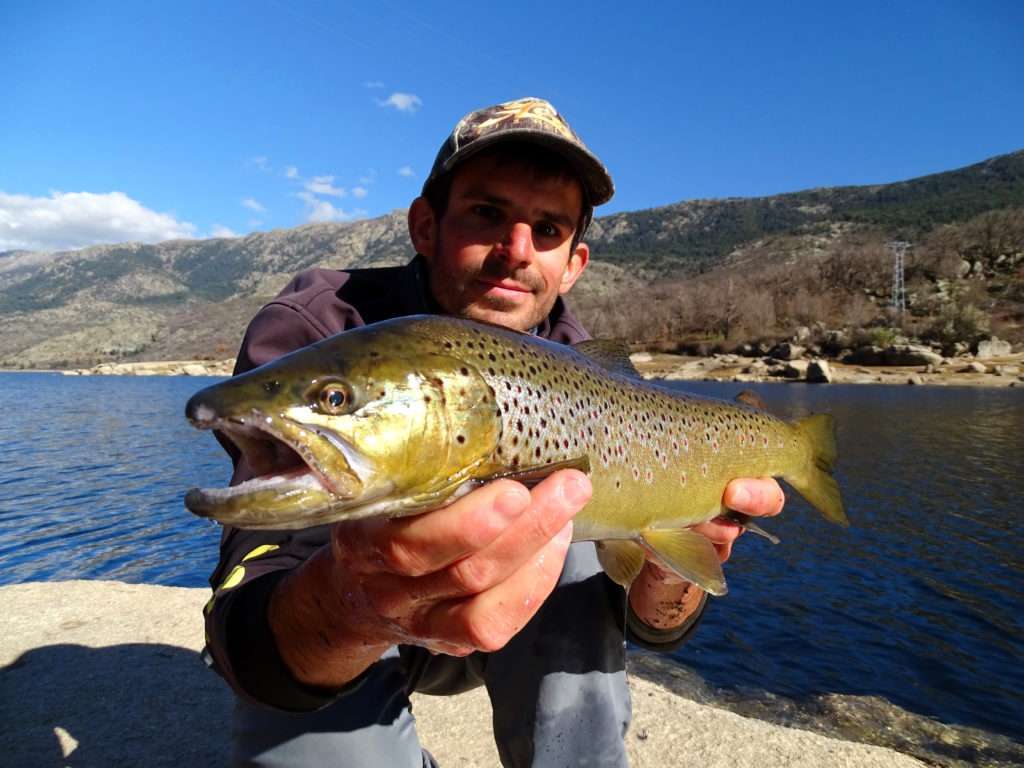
[2,149,1021,368]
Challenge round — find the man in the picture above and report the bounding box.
[205,97,785,767]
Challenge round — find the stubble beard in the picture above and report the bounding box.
[430,243,552,331]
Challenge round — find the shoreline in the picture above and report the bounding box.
[2,580,933,767]
[631,351,1024,388]
[1,351,1021,387]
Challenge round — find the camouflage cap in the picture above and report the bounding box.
[422,97,615,209]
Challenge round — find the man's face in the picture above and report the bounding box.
[410,153,589,332]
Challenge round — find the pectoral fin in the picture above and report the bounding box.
[640,528,727,596]
[596,540,647,589]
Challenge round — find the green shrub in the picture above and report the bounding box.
[926,302,990,346]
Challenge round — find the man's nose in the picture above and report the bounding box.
[497,222,534,264]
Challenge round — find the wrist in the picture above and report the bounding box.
[628,562,705,630]
[268,546,391,688]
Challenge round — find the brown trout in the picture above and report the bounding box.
[185,315,846,595]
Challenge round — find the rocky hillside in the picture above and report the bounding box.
[1,150,1021,369]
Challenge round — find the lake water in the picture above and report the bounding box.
[1,372,1021,766]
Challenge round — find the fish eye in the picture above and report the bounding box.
[318,383,350,414]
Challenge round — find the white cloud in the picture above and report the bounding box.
[246,156,271,172]
[397,165,415,177]
[210,225,239,238]
[359,169,377,185]
[0,190,196,252]
[305,176,345,197]
[363,80,385,89]
[297,191,354,223]
[248,219,264,227]
[351,186,368,199]
[241,197,266,212]
[378,92,422,113]
[284,166,300,179]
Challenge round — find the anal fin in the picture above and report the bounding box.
[641,528,727,596]
[596,540,647,589]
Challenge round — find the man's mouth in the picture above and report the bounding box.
[478,278,532,295]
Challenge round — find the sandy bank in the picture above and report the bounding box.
[1,581,928,767]
[631,351,1024,388]
[4,351,1021,387]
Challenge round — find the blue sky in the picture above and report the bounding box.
[1,0,1021,251]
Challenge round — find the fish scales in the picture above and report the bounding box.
[429,320,811,542]
[185,315,847,595]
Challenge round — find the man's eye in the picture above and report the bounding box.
[472,204,501,222]
[535,222,560,239]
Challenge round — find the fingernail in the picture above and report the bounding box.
[561,474,592,507]
[730,486,750,509]
[495,489,529,520]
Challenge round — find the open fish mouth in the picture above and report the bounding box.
[184,410,366,520]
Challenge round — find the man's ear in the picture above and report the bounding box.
[558,242,589,295]
[408,197,438,260]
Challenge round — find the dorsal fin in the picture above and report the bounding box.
[734,389,767,410]
[572,340,641,377]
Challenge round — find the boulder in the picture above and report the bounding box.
[842,346,884,366]
[821,330,849,356]
[767,342,806,361]
[881,344,944,367]
[959,362,988,374]
[907,375,924,385]
[806,359,832,383]
[782,360,809,379]
[793,326,812,342]
[744,360,769,375]
[975,337,1012,359]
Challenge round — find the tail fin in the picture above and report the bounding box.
[784,414,848,527]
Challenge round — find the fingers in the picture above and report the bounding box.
[723,477,785,518]
[417,520,575,652]
[327,470,591,653]
[700,477,786,562]
[407,470,589,601]
[333,478,532,576]
[690,518,741,562]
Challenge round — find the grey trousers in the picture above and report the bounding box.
[232,542,631,767]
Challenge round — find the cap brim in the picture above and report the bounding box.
[437,128,614,207]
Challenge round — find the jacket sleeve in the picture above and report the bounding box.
[203,300,350,711]
[203,275,492,711]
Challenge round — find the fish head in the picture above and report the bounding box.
[184,319,502,528]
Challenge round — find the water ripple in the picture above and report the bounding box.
[2,373,1022,754]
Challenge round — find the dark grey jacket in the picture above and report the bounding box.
[205,256,705,712]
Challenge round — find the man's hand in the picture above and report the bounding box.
[628,477,785,630]
[268,470,592,689]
